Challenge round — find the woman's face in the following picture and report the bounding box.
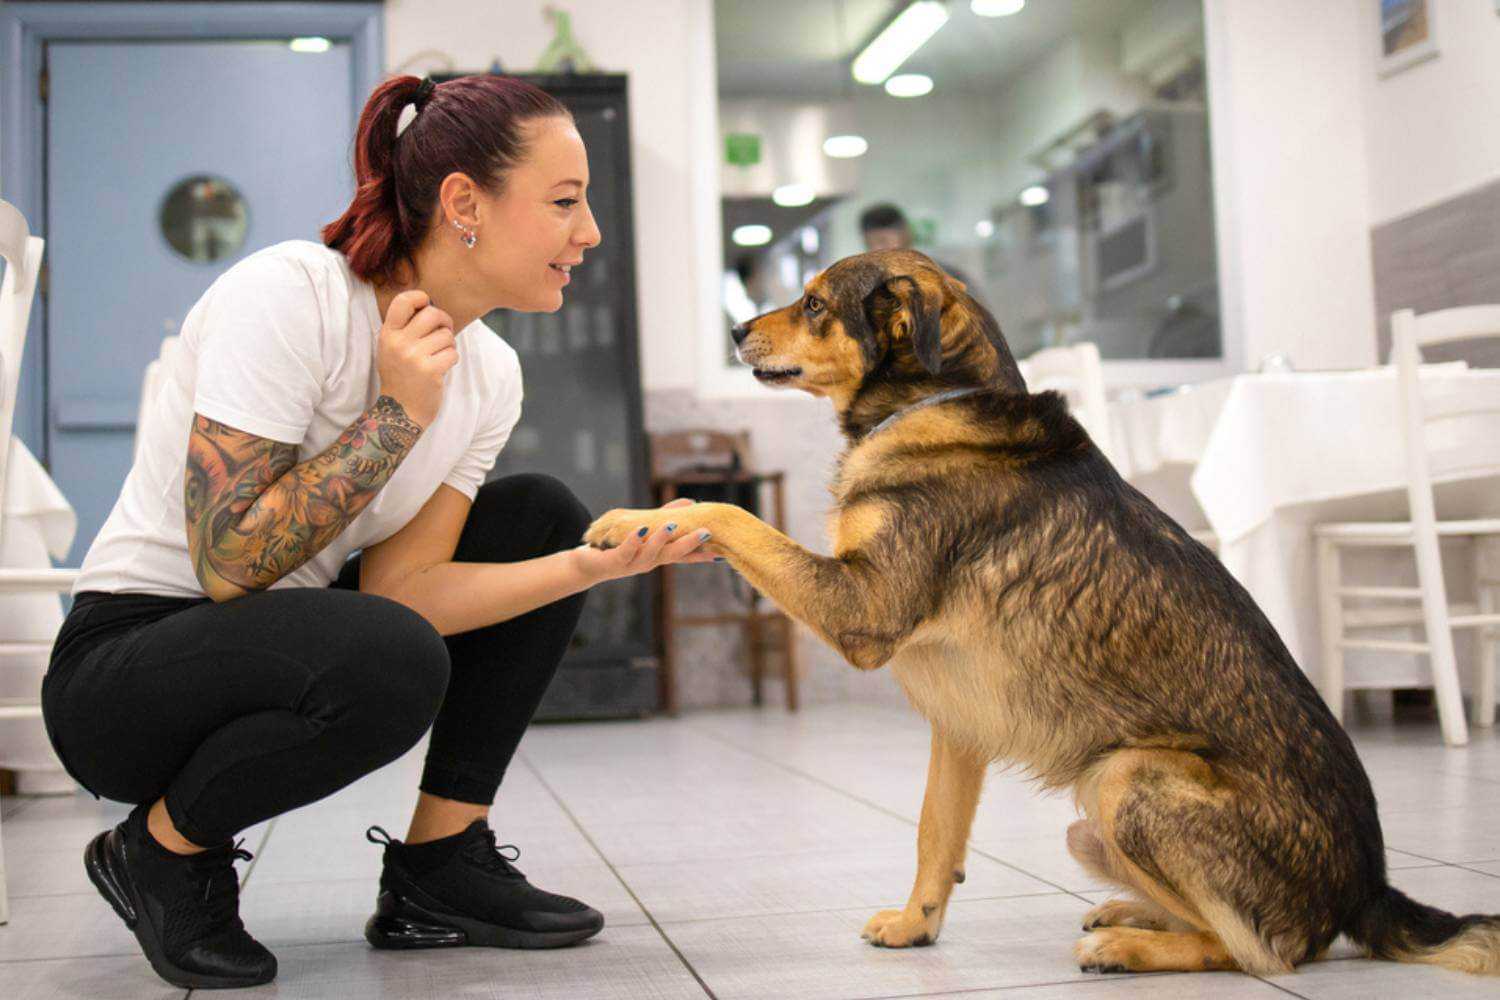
[475,117,601,313]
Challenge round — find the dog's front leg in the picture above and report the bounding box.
[584,502,911,669]
[863,727,986,947]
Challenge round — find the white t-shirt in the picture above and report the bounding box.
[72,240,523,598]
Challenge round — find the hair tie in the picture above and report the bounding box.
[414,77,437,111]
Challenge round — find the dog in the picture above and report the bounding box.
[583,249,1500,976]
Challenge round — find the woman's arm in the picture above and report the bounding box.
[185,395,423,601]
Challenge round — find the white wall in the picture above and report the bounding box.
[1203,0,1377,371]
[384,0,720,394]
[1363,0,1500,225]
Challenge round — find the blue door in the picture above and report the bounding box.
[46,39,355,565]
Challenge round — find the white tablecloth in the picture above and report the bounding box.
[1109,365,1500,688]
[0,435,76,790]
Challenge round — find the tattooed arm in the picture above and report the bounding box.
[184,395,423,602]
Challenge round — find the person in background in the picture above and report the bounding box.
[858,202,983,303]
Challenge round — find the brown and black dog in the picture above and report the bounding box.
[584,249,1499,976]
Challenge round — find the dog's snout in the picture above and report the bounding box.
[731,322,750,345]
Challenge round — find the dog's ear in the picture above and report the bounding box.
[864,275,943,374]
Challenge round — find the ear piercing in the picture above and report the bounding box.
[452,219,477,249]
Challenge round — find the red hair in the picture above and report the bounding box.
[322,74,571,285]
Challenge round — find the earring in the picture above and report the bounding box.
[452,218,477,249]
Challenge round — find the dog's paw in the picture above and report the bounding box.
[1075,929,1140,974]
[861,908,939,948]
[1081,899,1168,932]
[582,509,656,550]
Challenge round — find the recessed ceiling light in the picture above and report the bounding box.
[1020,185,1050,206]
[289,37,332,53]
[975,219,995,238]
[972,0,1025,17]
[732,224,773,247]
[772,183,816,207]
[823,134,870,159]
[852,2,950,85]
[885,74,934,98]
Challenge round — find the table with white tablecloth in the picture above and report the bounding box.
[1108,365,1500,690]
[0,435,77,793]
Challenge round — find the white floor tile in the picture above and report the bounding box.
[0,953,186,999]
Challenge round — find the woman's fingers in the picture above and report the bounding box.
[660,530,711,565]
[662,498,696,509]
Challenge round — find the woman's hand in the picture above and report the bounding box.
[573,498,717,583]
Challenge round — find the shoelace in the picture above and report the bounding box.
[461,827,526,879]
[189,839,253,923]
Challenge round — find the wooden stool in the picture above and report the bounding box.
[649,430,799,715]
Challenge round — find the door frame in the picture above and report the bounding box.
[0,2,383,465]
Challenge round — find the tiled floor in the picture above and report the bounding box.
[2,701,1499,999]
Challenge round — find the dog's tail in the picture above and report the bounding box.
[1347,885,1500,975]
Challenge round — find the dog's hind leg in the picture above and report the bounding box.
[1067,820,1194,932]
[1073,749,1305,976]
[862,728,985,948]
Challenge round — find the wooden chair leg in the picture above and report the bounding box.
[746,593,765,707]
[782,614,799,712]
[658,563,679,716]
[0,804,9,925]
[1315,537,1346,723]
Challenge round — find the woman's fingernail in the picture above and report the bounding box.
[637,526,649,538]
[714,556,726,562]
[699,531,712,542]
[665,523,677,532]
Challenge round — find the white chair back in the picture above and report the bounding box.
[1392,305,1500,532]
[134,336,182,465]
[0,200,46,550]
[1017,342,1116,462]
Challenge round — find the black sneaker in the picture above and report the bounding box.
[84,803,276,989]
[364,820,604,950]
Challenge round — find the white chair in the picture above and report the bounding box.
[0,199,82,924]
[1019,342,1218,553]
[1018,342,1116,462]
[1315,306,1500,747]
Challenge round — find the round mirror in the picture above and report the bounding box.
[159,175,248,262]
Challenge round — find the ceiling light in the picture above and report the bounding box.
[975,219,995,238]
[732,224,773,247]
[885,74,934,98]
[971,0,1025,17]
[1019,185,1050,206]
[772,183,816,207]
[823,134,869,159]
[852,1,950,85]
[288,37,332,53]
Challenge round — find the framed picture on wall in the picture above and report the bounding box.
[1378,0,1439,77]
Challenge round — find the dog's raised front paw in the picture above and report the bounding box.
[861,908,939,948]
[583,509,654,550]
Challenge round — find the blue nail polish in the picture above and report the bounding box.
[665,523,677,532]
[714,556,726,562]
[699,531,712,542]
[637,526,649,538]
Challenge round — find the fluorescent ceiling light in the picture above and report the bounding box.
[732,224,773,247]
[972,0,1025,17]
[289,37,332,53]
[1019,184,1050,206]
[823,134,869,159]
[772,183,816,207]
[852,1,950,85]
[885,73,934,98]
[975,219,995,238]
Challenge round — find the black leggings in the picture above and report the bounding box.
[41,474,590,846]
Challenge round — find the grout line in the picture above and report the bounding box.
[857,974,1144,999]
[517,751,718,1000]
[1251,976,1314,999]
[687,723,1098,905]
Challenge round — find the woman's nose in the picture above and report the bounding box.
[577,204,602,248]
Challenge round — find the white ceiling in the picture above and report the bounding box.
[716,0,1157,99]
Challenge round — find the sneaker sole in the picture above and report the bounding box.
[84,829,275,990]
[365,889,604,950]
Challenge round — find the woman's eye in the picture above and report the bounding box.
[806,296,823,314]
[555,198,578,208]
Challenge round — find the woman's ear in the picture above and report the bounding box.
[438,172,482,229]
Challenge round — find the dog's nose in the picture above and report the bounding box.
[731,322,750,345]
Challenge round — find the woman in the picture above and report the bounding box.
[42,74,710,990]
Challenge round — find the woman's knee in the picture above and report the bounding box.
[313,595,450,738]
[475,473,592,549]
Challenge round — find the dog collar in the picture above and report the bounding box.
[866,386,988,440]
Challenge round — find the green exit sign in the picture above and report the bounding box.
[724,133,761,166]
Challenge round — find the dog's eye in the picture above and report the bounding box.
[805,296,824,315]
